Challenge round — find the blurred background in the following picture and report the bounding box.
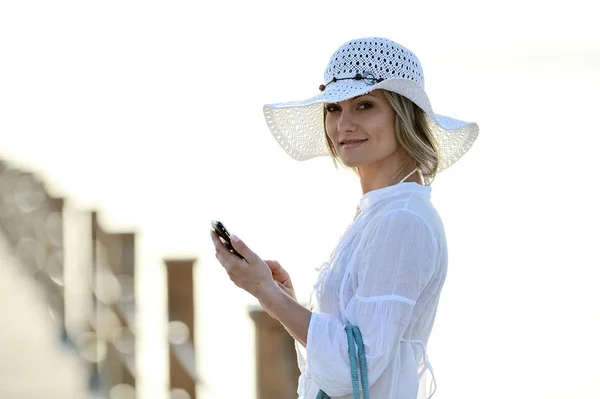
[1,1,599,398]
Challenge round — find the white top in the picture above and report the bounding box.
[296,182,447,399]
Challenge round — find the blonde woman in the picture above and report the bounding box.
[211,37,478,399]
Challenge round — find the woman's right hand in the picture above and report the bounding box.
[265,260,296,300]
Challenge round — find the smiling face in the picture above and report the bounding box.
[324,89,401,169]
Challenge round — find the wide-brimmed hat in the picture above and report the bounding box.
[263,37,478,174]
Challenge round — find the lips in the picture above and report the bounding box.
[340,139,368,149]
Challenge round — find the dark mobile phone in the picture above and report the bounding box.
[211,220,243,259]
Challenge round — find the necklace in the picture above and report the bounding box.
[399,168,418,183]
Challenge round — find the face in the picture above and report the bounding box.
[324,90,401,169]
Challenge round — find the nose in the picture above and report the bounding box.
[337,108,357,133]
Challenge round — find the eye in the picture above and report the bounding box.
[325,104,341,113]
[357,102,373,110]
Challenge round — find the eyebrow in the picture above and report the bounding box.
[350,93,374,101]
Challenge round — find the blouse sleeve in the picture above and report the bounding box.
[303,209,438,397]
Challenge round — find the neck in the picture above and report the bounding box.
[357,156,423,195]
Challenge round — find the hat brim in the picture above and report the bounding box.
[263,78,478,173]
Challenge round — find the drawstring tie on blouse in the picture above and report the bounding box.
[401,338,437,399]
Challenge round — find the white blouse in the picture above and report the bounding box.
[296,182,447,399]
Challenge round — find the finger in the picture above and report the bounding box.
[211,230,236,257]
[210,230,226,251]
[228,234,258,263]
[211,230,247,262]
[264,260,279,272]
[265,260,289,280]
[264,260,280,268]
[215,251,229,270]
[265,261,287,278]
[212,233,243,270]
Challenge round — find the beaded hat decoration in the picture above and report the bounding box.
[263,37,479,174]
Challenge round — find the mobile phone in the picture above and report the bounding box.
[211,220,243,259]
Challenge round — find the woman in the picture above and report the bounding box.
[210,37,478,399]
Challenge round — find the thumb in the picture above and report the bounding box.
[229,234,259,262]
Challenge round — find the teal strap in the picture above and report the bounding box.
[315,390,329,399]
[316,325,370,399]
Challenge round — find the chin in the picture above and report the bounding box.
[337,146,373,168]
[339,156,366,168]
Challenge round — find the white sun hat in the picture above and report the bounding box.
[263,37,479,174]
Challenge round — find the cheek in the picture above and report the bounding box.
[381,117,398,146]
[324,117,337,141]
[385,127,398,145]
[384,131,400,153]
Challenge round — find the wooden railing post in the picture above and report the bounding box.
[0,166,67,333]
[91,211,136,397]
[0,166,22,247]
[41,195,66,326]
[249,307,300,399]
[165,258,198,399]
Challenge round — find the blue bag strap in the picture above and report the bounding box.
[316,325,370,399]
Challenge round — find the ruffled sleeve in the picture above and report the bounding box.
[303,210,438,397]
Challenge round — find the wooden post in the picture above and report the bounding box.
[91,211,136,395]
[37,195,67,335]
[0,162,13,241]
[0,169,36,249]
[249,307,301,399]
[165,258,198,399]
[0,167,22,246]
[0,168,67,328]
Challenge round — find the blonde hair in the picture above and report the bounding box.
[324,89,440,184]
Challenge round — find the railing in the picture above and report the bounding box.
[0,156,300,399]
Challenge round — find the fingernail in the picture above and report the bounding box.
[230,234,240,243]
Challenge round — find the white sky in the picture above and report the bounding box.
[1,1,599,398]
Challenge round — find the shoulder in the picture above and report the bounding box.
[365,208,436,243]
[367,197,441,239]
